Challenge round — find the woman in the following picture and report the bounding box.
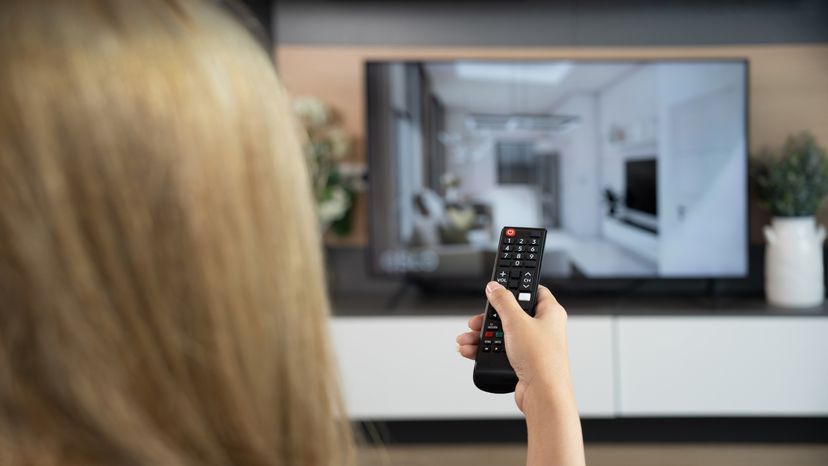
[0,0,584,465]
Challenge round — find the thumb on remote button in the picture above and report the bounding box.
[485,281,529,330]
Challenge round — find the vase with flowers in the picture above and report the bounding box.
[292,96,365,236]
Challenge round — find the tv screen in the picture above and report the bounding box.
[366,59,748,279]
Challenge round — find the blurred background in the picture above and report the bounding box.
[250,1,828,464]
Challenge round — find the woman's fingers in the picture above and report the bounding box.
[485,281,529,329]
[468,313,484,331]
[458,313,485,360]
[535,284,558,307]
[534,285,567,321]
[456,330,479,346]
[458,344,477,360]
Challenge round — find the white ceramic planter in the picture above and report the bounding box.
[763,216,826,308]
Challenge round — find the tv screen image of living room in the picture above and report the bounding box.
[366,60,748,279]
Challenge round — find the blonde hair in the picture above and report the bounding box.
[0,0,352,464]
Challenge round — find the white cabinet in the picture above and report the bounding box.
[330,316,615,419]
[617,316,828,416]
[331,314,828,419]
[567,316,616,416]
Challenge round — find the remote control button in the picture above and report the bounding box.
[528,246,537,253]
[522,270,534,279]
[529,238,539,245]
[495,271,509,286]
[493,346,502,353]
[488,311,499,320]
[520,300,531,310]
[517,237,526,245]
[510,269,521,278]
[486,322,500,331]
[498,260,511,267]
[503,238,514,244]
[530,230,542,237]
[525,260,537,267]
[494,339,503,345]
[482,346,491,353]
[508,279,518,289]
[502,245,512,251]
[526,253,536,260]
[483,339,493,345]
[505,228,516,237]
[501,252,511,259]
[495,331,504,338]
[513,260,522,267]
[516,245,524,252]
[484,331,494,338]
[518,292,531,302]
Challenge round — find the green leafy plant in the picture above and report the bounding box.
[755,131,828,217]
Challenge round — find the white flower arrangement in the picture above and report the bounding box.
[292,96,365,236]
[292,96,330,129]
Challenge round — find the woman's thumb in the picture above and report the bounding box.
[485,281,529,330]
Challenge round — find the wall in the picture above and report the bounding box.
[593,62,748,275]
[655,63,748,276]
[597,66,658,203]
[273,0,828,248]
[388,63,425,244]
[551,94,602,238]
[274,1,828,47]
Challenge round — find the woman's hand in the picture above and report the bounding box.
[456,281,571,413]
[457,281,585,466]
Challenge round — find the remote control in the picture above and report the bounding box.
[473,226,547,394]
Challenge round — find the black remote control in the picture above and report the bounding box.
[473,226,547,394]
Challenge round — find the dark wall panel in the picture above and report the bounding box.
[273,0,828,46]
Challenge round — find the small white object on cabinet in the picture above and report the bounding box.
[764,216,826,308]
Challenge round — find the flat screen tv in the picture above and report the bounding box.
[366,59,748,279]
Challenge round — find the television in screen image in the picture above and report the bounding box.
[625,159,657,217]
[366,59,748,280]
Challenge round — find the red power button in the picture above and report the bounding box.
[505,228,516,237]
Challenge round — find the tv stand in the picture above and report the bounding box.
[330,295,828,420]
[383,280,415,311]
[703,278,722,305]
[619,215,659,234]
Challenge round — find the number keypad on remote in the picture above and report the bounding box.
[477,227,547,355]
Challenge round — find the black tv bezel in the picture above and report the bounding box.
[364,57,751,284]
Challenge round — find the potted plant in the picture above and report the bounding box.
[756,131,828,308]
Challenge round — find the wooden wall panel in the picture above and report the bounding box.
[276,45,828,246]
